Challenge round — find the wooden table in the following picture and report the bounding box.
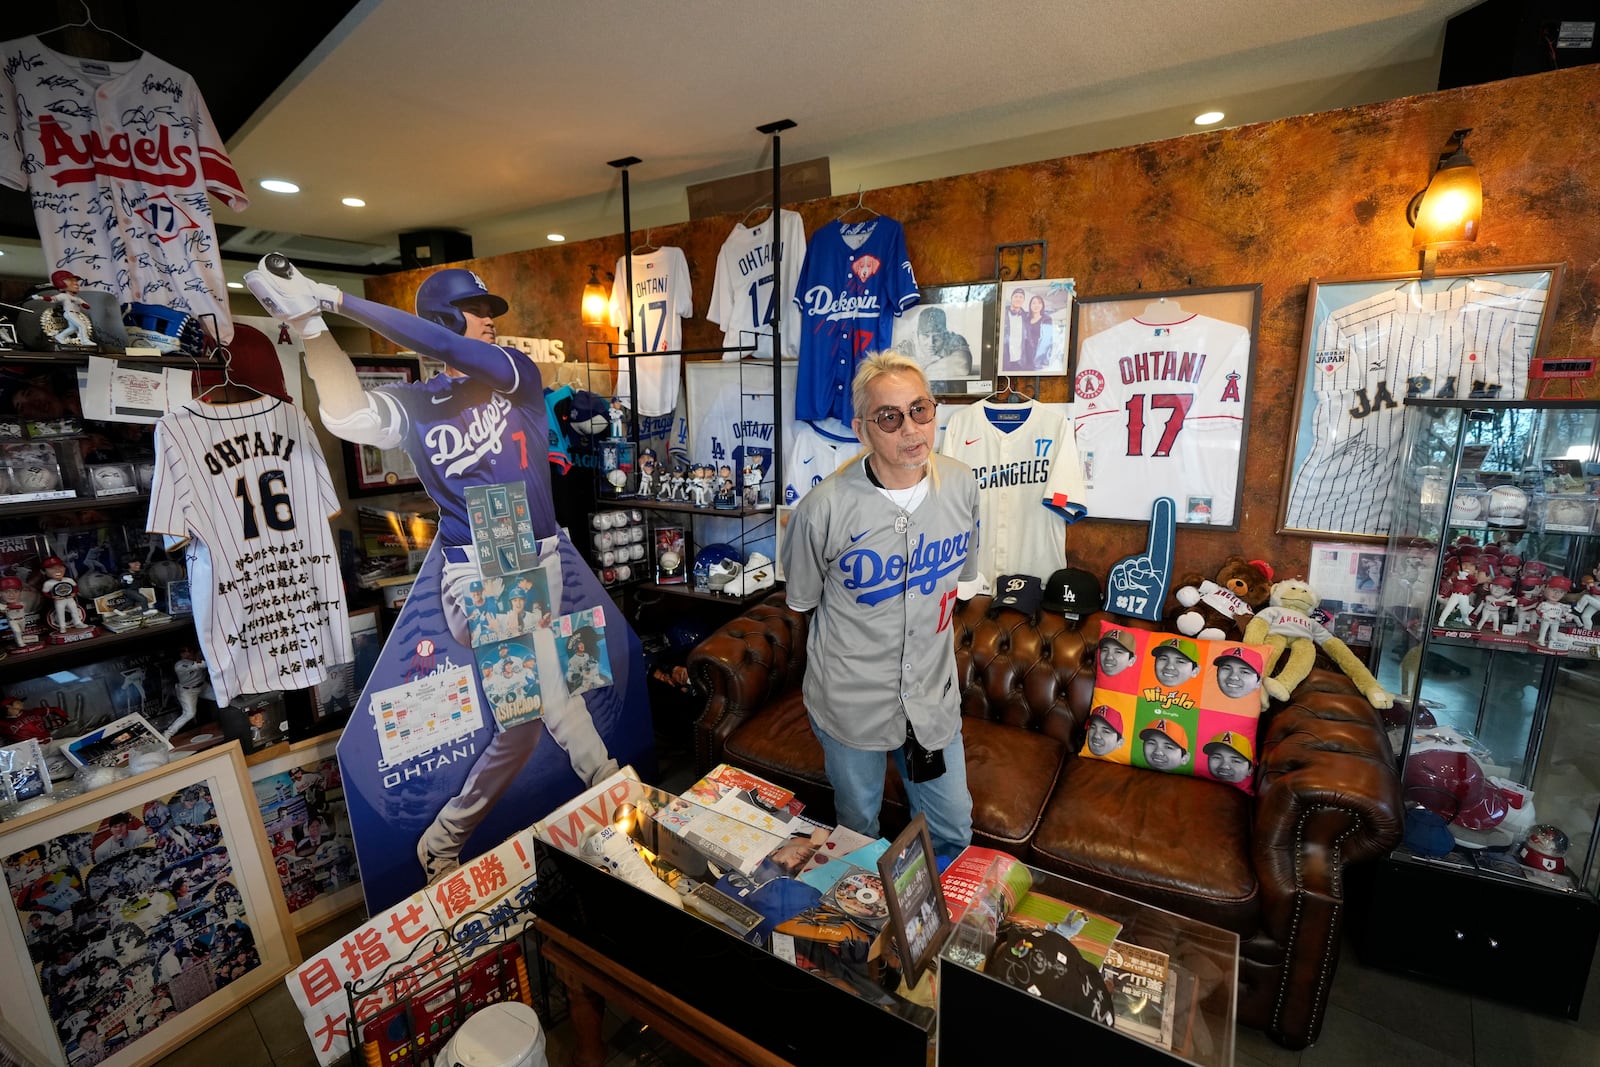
[534,917,796,1067]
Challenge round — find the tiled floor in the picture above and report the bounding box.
[149,726,1600,1067]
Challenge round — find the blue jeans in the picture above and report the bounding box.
[813,719,973,860]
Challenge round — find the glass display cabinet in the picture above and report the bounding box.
[1356,397,1600,1016]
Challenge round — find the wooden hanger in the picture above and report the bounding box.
[632,228,658,255]
[835,187,878,223]
[1138,296,1187,325]
[38,1,143,59]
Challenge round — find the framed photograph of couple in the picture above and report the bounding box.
[1277,265,1563,541]
[891,282,997,397]
[997,278,1075,377]
[0,745,297,1067]
[1070,285,1261,528]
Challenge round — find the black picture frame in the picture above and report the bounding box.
[890,282,999,397]
[342,356,423,498]
[876,813,953,987]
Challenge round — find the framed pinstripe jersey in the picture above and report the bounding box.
[148,397,354,704]
[1280,266,1562,540]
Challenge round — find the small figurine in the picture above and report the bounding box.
[607,398,626,439]
[1436,575,1475,629]
[1535,576,1574,647]
[40,555,94,641]
[0,576,41,653]
[742,455,765,508]
[636,448,657,499]
[1573,572,1600,631]
[119,559,156,614]
[691,465,715,508]
[658,464,682,503]
[0,694,64,745]
[44,271,95,348]
[713,464,737,509]
[1474,575,1515,632]
[1513,574,1544,636]
[167,646,212,738]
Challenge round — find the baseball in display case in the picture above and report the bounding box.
[654,524,686,584]
[86,462,139,498]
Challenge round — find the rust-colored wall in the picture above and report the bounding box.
[362,65,1600,585]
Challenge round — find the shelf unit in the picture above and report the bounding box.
[585,124,796,606]
[1354,397,1600,1018]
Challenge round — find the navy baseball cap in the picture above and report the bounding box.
[991,574,1043,617]
[1043,567,1103,620]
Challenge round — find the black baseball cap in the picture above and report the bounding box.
[1043,567,1103,619]
[991,574,1043,617]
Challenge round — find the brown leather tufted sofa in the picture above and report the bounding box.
[688,591,1404,1050]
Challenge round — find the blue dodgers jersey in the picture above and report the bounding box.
[794,217,919,423]
[383,361,559,547]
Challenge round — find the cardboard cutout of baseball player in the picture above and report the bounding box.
[246,254,653,912]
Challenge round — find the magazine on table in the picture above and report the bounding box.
[939,846,1123,969]
[1103,939,1175,1047]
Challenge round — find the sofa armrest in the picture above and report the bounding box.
[1249,681,1403,1042]
[687,592,809,773]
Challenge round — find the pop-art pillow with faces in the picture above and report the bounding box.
[1080,620,1270,793]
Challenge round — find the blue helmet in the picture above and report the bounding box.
[415,269,508,334]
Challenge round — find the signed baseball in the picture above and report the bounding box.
[91,465,131,491]
[13,464,59,492]
[1451,494,1483,521]
[1547,499,1589,527]
[659,550,681,571]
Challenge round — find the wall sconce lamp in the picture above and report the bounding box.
[1407,127,1482,275]
[581,264,609,326]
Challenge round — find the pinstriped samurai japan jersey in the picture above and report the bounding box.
[148,397,352,703]
[1285,278,1547,536]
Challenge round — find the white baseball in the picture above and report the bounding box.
[629,544,645,561]
[610,511,630,527]
[1451,494,1483,520]
[615,564,632,581]
[629,509,643,524]
[606,469,628,489]
[596,531,614,550]
[600,550,616,566]
[13,465,59,492]
[659,550,681,571]
[1549,500,1588,526]
[590,513,608,530]
[92,465,130,490]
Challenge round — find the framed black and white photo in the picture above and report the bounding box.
[1278,265,1563,540]
[0,745,297,1067]
[1070,285,1261,528]
[890,282,998,397]
[996,278,1074,377]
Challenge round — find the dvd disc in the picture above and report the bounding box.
[831,871,888,921]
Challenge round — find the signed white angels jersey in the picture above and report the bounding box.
[610,247,693,416]
[939,399,1086,581]
[0,38,248,340]
[1284,278,1546,536]
[1071,312,1252,525]
[708,209,806,360]
[148,397,352,703]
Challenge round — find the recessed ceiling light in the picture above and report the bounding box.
[546,233,566,242]
[260,179,300,194]
[227,281,244,290]
[342,197,366,207]
[1194,111,1225,126]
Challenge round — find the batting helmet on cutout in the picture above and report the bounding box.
[415,269,509,335]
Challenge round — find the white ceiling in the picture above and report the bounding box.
[0,0,1486,280]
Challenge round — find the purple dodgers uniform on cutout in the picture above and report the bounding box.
[793,217,919,423]
[332,294,653,913]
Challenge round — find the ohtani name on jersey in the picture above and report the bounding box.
[1347,376,1504,419]
[732,419,773,441]
[37,114,197,189]
[201,431,296,475]
[802,284,882,321]
[633,274,668,298]
[736,243,776,279]
[840,530,972,607]
[973,458,1049,489]
[1119,350,1206,384]
[426,394,512,477]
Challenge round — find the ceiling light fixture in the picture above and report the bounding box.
[259,179,300,194]
[342,197,366,207]
[1194,111,1224,126]
[1407,127,1482,275]
[581,265,609,326]
[547,233,566,242]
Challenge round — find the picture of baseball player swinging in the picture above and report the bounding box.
[246,254,653,907]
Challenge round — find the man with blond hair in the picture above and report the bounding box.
[781,352,979,858]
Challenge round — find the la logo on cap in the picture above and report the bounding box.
[1060,587,1075,602]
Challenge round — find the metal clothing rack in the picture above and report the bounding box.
[605,120,796,507]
